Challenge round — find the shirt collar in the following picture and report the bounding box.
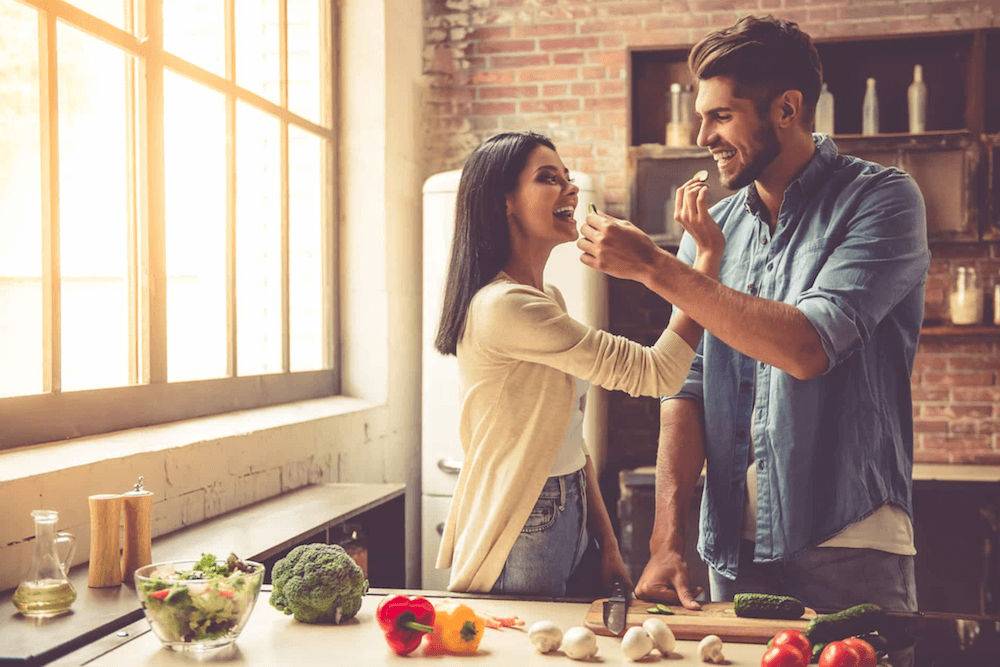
[743,133,838,216]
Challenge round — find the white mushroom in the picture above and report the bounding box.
[527,620,563,653]
[642,617,676,655]
[561,626,599,660]
[621,625,654,661]
[698,634,725,663]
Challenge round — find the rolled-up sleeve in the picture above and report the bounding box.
[474,283,695,398]
[662,231,705,404]
[796,170,930,373]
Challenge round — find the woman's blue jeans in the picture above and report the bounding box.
[490,468,590,598]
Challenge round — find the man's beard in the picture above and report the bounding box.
[722,120,781,191]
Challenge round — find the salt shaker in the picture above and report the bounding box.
[121,477,154,585]
[88,494,123,588]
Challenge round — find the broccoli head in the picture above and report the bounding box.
[269,543,369,624]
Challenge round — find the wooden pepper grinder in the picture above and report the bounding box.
[88,494,123,588]
[121,477,154,585]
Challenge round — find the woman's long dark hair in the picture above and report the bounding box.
[434,131,555,356]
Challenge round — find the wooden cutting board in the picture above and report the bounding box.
[584,600,817,644]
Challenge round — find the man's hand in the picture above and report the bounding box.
[634,548,702,610]
[577,210,662,283]
[674,177,725,277]
[600,542,635,596]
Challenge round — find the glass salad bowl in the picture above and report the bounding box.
[134,555,264,652]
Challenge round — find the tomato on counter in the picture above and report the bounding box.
[840,637,878,667]
[770,628,811,658]
[761,643,808,667]
[817,640,861,667]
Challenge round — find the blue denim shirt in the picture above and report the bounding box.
[667,135,930,579]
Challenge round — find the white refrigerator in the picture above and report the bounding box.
[421,169,606,590]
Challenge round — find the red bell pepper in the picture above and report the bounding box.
[375,595,436,656]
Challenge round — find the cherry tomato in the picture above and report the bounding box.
[818,641,861,667]
[761,644,808,667]
[771,629,812,659]
[841,637,878,667]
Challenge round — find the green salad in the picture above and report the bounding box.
[138,553,262,644]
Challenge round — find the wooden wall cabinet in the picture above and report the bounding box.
[628,30,1000,246]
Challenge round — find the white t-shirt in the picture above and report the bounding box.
[741,458,915,555]
[550,376,589,477]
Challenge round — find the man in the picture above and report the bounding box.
[577,15,929,613]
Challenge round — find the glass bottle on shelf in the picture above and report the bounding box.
[993,270,1000,326]
[908,64,927,133]
[666,83,694,147]
[862,77,879,136]
[814,82,835,135]
[681,84,698,144]
[949,266,983,326]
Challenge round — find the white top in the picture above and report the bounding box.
[550,376,589,477]
[742,461,916,555]
[437,272,696,592]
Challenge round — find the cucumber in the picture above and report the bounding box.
[805,603,884,644]
[732,593,806,620]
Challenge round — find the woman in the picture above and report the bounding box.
[434,131,722,597]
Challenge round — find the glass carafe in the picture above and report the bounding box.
[12,510,77,617]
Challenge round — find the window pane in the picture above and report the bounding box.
[288,127,324,371]
[164,72,227,382]
[57,22,130,392]
[236,102,281,375]
[236,0,279,103]
[163,0,224,78]
[69,0,127,32]
[0,0,43,398]
[287,0,323,124]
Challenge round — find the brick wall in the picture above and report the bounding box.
[421,0,1000,472]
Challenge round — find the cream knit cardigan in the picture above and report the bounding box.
[436,272,696,592]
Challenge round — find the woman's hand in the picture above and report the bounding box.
[674,177,725,278]
[600,541,634,596]
[577,210,663,284]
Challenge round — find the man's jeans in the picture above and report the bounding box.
[490,468,589,597]
[710,538,918,612]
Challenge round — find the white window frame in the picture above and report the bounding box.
[1,0,339,450]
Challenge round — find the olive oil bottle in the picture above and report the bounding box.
[12,510,77,617]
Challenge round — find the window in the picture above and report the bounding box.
[0,0,337,450]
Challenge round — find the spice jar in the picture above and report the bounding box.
[949,266,983,325]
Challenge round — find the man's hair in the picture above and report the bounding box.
[688,15,823,125]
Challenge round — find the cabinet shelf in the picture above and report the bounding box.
[630,130,976,162]
[920,324,1000,337]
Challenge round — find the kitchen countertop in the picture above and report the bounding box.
[50,591,771,666]
[1,483,405,667]
[48,590,1000,667]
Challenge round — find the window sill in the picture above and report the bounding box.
[0,395,378,484]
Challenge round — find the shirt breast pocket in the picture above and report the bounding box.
[778,237,837,298]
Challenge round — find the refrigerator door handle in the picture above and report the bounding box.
[437,458,463,474]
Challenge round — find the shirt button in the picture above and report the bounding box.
[757,460,765,470]
[767,263,773,271]
[760,237,767,244]
[737,430,747,440]
[747,284,756,294]
[740,380,750,390]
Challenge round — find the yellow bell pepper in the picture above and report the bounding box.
[425,600,484,654]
